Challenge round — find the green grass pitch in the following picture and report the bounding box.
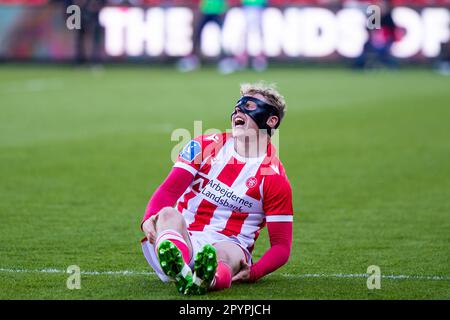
[0,65,449,299]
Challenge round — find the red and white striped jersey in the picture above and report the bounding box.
[174,133,293,253]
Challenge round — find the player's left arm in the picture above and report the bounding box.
[249,220,292,282]
[234,171,294,283]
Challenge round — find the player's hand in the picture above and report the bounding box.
[142,215,158,244]
[232,258,252,283]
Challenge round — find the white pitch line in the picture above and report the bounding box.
[0,268,449,281]
[280,273,450,281]
[0,268,155,276]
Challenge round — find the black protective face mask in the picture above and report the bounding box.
[231,96,280,135]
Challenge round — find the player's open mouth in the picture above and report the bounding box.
[234,116,246,127]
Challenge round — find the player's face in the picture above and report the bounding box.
[231,93,265,138]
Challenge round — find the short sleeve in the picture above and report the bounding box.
[263,173,294,223]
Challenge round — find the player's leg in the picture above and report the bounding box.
[185,241,219,295]
[185,240,245,294]
[153,207,194,293]
[213,241,246,275]
[211,241,246,291]
[155,206,193,261]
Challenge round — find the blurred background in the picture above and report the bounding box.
[0,0,449,72]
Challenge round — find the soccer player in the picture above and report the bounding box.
[140,82,293,294]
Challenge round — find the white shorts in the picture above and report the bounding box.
[141,230,252,282]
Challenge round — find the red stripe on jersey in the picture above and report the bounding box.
[191,174,210,193]
[220,211,249,237]
[199,133,228,175]
[216,157,245,187]
[188,199,218,231]
[245,169,263,201]
[244,148,275,201]
[249,219,267,253]
[177,190,197,213]
[199,155,214,176]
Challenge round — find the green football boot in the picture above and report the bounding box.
[157,240,193,294]
[184,244,218,295]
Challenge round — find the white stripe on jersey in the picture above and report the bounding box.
[173,162,197,176]
[181,207,196,227]
[200,140,237,233]
[229,156,266,247]
[204,138,234,178]
[204,140,265,234]
[237,211,265,245]
[176,141,233,228]
[266,215,294,223]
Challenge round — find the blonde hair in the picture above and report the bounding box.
[240,81,287,122]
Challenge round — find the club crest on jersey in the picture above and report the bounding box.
[246,177,258,189]
[180,140,201,162]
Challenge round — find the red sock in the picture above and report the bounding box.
[170,239,190,264]
[155,230,191,264]
[211,261,232,291]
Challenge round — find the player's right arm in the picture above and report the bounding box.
[141,136,204,242]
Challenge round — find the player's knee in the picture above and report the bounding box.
[157,207,182,225]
